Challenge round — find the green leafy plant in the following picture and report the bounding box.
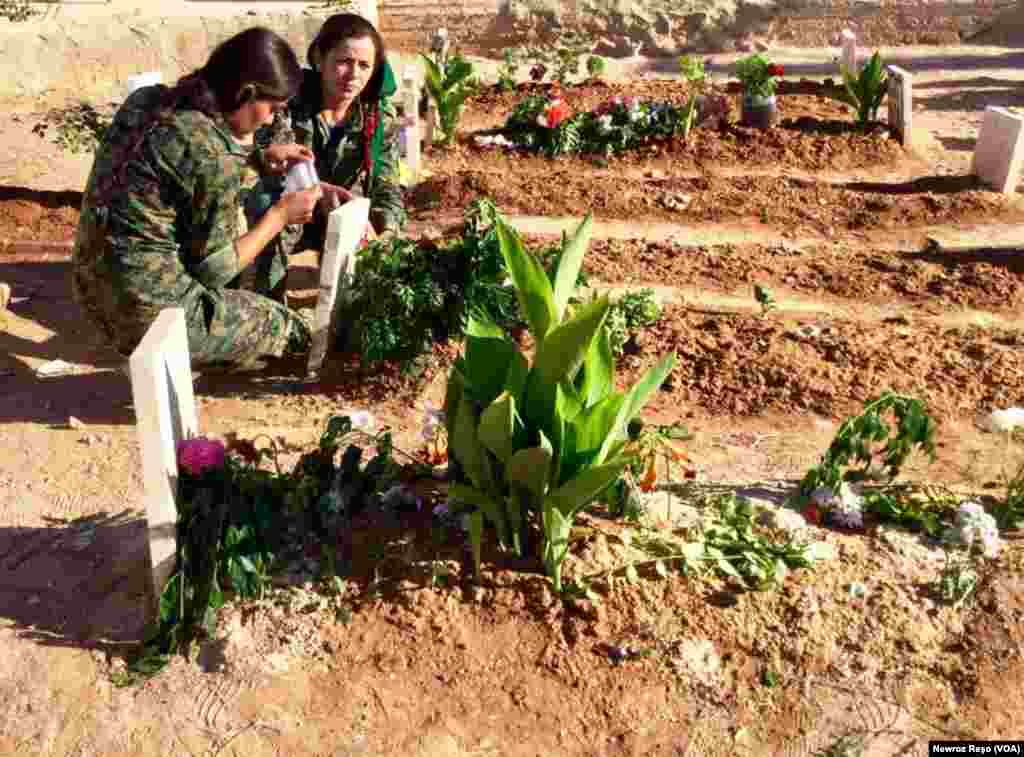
[995,458,1024,530]
[839,51,888,129]
[124,416,405,682]
[31,102,111,154]
[443,213,677,592]
[420,51,478,147]
[860,486,946,536]
[677,55,707,139]
[517,30,592,85]
[800,392,937,496]
[753,283,777,318]
[936,547,979,609]
[583,493,828,590]
[500,94,687,159]
[586,54,606,80]
[735,54,784,99]
[496,49,520,92]
[605,288,661,356]
[342,199,519,368]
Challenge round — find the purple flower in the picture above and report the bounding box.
[432,503,449,517]
[177,437,226,476]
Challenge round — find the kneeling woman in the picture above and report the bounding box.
[261,12,406,248]
[73,27,321,371]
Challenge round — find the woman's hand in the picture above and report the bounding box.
[276,185,322,226]
[318,181,354,212]
[262,143,315,174]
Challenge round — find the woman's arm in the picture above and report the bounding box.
[235,186,320,268]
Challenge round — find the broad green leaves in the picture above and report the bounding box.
[840,51,889,129]
[444,210,678,590]
[420,53,478,146]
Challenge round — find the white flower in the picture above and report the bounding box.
[984,407,1024,433]
[348,409,374,431]
[596,114,614,134]
[956,501,987,523]
[474,134,514,149]
[831,507,864,529]
[947,501,1002,558]
[536,113,550,128]
[811,482,864,529]
[810,486,837,508]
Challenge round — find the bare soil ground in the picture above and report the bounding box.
[2,34,1024,757]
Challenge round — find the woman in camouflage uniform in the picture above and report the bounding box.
[73,28,322,372]
[262,13,406,251]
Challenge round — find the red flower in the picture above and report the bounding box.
[767,64,784,77]
[803,504,820,526]
[537,99,573,129]
[177,437,226,476]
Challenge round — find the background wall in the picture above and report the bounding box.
[0,0,1012,100]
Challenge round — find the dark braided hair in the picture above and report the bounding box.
[99,27,303,197]
[307,13,387,178]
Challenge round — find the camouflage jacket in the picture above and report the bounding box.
[260,70,406,235]
[73,85,265,352]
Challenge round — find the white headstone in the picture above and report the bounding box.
[307,197,372,376]
[401,69,422,185]
[126,71,162,97]
[972,106,1024,195]
[128,308,197,620]
[886,65,913,148]
[840,30,857,75]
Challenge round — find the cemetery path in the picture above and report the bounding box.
[1,44,1024,757]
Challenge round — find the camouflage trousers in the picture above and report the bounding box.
[73,198,312,371]
[185,286,312,370]
[185,181,311,370]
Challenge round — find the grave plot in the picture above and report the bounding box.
[455,80,915,174]
[579,237,1024,315]
[619,304,1024,419]
[412,169,1020,232]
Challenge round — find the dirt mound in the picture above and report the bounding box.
[969,3,1024,46]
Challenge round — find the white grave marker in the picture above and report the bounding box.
[839,29,857,75]
[128,308,197,619]
[886,65,913,147]
[401,68,422,184]
[307,197,371,376]
[126,71,162,96]
[972,106,1024,195]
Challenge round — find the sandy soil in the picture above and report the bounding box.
[1,36,1024,757]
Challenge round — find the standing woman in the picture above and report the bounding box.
[262,13,406,248]
[73,27,322,372]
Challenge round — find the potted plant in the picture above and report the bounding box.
[735,54,784,129]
